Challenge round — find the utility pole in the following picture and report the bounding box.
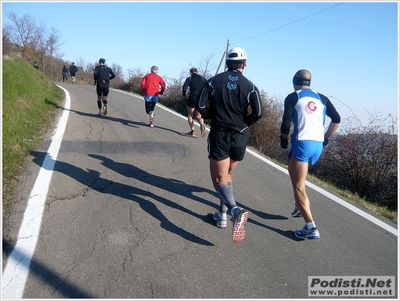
[215,39,230,75]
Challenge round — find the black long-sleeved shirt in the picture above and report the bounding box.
[196,69,264,133]
[182,73,207,100]
[94,65,116,89]
[69,64,78,75]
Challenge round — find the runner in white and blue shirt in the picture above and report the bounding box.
[280,69,340,241]
[281,88,340,165]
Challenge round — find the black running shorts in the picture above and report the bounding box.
[208,129,248,161]
[186,95,198,109]
[96,87,110,97]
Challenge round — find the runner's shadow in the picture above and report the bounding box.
[248,218,302,241]
[30,151,214,246]
[144,124,191,136]
[238,204,288,221]
[71,108,185,136]
[88,154,219,211]
[69,109,143,128]
[88,155,297,241]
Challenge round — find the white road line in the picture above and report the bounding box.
[2,86,71,299]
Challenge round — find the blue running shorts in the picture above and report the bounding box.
[290,140,323,165]
[144,95,159,102]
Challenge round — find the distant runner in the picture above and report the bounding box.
[93,58,116,116]
[69,62,78,84]
[62,65,68,82]
[182,67,207,137]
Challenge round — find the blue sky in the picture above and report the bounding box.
[2,1,398,126]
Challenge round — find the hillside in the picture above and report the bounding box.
[2,55,64,218]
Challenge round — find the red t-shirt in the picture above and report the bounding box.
[141,73,165,96]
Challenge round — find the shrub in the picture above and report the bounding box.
[311,113,398,210]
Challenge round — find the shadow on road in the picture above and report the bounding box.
[2,238,94,298]
[30,152,215,246]
[25,149,295,245]
[70,108,189,137]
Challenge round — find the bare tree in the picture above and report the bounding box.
[6,12,37,58]
[85,62,95,73]
[125,68,145,94]
[109,63,124,88]
[111,63,123,79]
[2,26,14,55]
[33,21,47,72]
[193,52,216,79]
[75,57,86,71]
[46,27,63,80]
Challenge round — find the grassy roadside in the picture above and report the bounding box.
[2,55,64,219]
[2,54,397,225]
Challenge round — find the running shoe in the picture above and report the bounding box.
[213,211,227,229]
[187,130,195,137]
[98,110,103,116]
[291,203,302,217]
[294,225,320,240]
[200,125,206,137]
[103,106,107,116]
[149,112,154,127]
[231,207,248,243]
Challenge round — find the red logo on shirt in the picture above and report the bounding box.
[305,101,317,114]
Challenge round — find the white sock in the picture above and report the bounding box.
[306,221,316,230]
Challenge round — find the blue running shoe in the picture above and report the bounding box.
[291,203,302,217]
[213,211,227,228]
[295,225,320,240]
[231,208,248,243]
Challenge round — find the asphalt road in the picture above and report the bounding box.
[2,82,397,299]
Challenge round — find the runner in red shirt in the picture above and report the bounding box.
[141,66,166,127]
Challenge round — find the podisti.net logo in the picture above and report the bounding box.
[308,276,396,298]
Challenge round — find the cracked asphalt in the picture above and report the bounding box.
[2,83,397,298]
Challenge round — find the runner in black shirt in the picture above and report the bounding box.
[182,68,207,137]
[196,47,264,243]
[94,58,116,116]
[69,62,78,84]
[62,65,68,82]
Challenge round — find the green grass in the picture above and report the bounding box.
[2,55,64,218]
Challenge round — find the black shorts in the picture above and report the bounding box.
[208,129,248,161]
[96,86,110,97]
[186,95,197,109]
